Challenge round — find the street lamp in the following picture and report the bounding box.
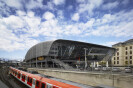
[84,48,88,69]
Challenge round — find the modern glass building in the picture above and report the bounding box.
[24,39,115,69]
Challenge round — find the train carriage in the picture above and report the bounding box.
[9,67,80,88]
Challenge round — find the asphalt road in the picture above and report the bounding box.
[0,66,28,88]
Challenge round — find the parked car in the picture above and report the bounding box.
[28,70,38,74]
[94,67,101,71]
[102,67,110,71]
[112,67,121,72]
[125,67,132,73]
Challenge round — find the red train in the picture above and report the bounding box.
[9,67,80,88]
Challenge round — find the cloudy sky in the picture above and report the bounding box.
[0,0,133,60]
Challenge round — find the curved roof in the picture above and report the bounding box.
[24,39,114,61]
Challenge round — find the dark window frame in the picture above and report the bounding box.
[117,61,119,64]
[130,51,132,54]
[22,75,25,80]
[126,47,128,50]
[30,78,32,83]
[130,61,132,64]
[125,51,128,55]
[130,46,132,49]
[36,81,39,87]
[28,77,30,82]
[117,57,119,60]
[41,83,46,88]
[130,56,132,59]
[125,56,128,59]
[18,73,20,78]
[117,52,119,56]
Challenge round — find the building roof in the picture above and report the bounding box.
[24,39,114,61]
[24,40,54,61]
[124,39,133,43]
[112,39,133,47]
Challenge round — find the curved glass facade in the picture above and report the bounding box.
[24,39,115,69]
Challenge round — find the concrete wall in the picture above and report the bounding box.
[28,68,133,88]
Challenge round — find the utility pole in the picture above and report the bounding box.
[36,46,37,68]
[84,48,87,69]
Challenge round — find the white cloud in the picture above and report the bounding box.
[46,2,55,10]
[39,19,63,37]
[75,9,133,38]
[0,2,12,17]
[67,5,73,10]
[0,1,133,53]
[113,21,133,37]
[85,18,95,28]
[16,11,26,16]
[25,0,43,10]
[2,15,25,29]
[0,11,40,51]
[0,10,63,52]
[1,0,22,9]
[53,0,65,5]
[78,0,103,15]
[64,25,82,35]
[101,41,118,47]
[27,11,35,17]
[24,17,41,35]
[122,0,129,5]
[87,10,133,37]
[102,1,119,10]
[43,11,55,20]
[77,0,85,3]
[57,10,64,19]
[71,13,80,21]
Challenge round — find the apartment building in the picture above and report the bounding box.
[112,39,133,66]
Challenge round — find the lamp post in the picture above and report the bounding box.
[36,46,37,68]
[84,48,87,69]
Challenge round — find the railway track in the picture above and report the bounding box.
[0,66,28,88]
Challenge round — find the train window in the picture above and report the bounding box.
[33,79,35,85]
[23,76,25,80]
[28,77,30,82]
[36,81,39,87]
[26,76,27,81]
[41,83,46,88]
[18,73,20,78]
[46,83,52,88]
[20,74,22,78]
[22,75,25,80]
[30,78,32,83]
